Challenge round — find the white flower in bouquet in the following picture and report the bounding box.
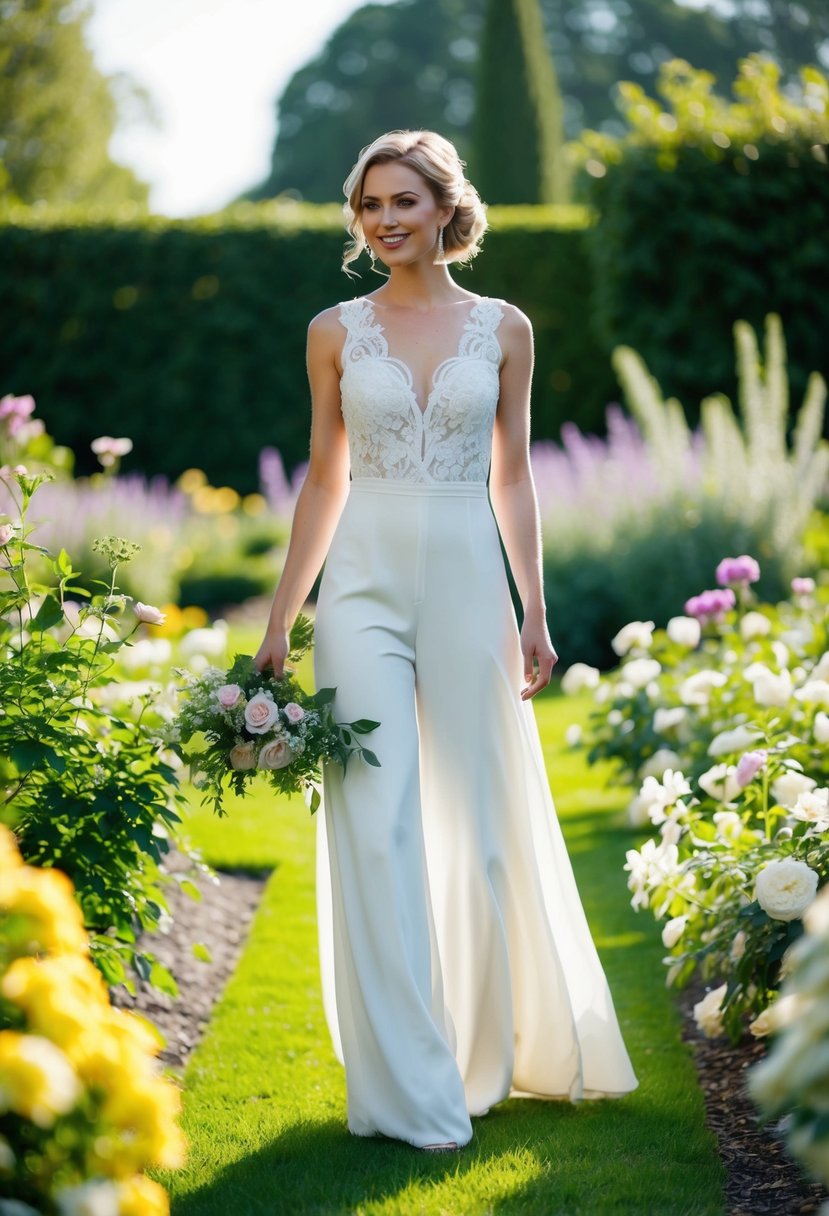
[679,669,727,706]
[560,662,600,695]
[284,701,305,723]
[229,742,257,771]
[813,711,829,744]
[753,668,793,708]
[755,858,819,922]
[794,679,829,706]
[666,615,701,648]
[693,984,727,1038]
[243,691,280,735]
[772,769,817,809]
[258,737,293,770]
[653,706,687,735]
[661,914,688,949]
[708,723,763,757]
[740,611,772,640]
[698,764,741,805]
[611,620,655,656]
[713,809,744,842]
[621,657,662,691]
[638,748,682,781]
[791,788,829,833]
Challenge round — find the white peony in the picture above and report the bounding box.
[611,620,655,656]
[794,680,829,706]
[679,669,728,706]
[638,748,682,781]
[772,770,817,809]
[708,723,763,757]
[740,611,772,640]
[814,711,829,744]
[560,663,600,695]
[661,914,689,949]
[791,788,829,832]
[667,615,701,648]
[693,984,727,1038]
[653,706,687,735]
[698,764,741,804]
[753,668,793,708]
[621,657,662,690]
[713,810,744,842]
[755,858,819,922]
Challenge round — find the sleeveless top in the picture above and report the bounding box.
[338,296,505,484]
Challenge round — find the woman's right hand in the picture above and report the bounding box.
[253,627,290,679]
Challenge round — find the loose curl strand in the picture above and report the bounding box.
[341,130,488,277]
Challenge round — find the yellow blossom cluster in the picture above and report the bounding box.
[0,824,184,1214]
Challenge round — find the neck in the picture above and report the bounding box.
[377,264,462,309]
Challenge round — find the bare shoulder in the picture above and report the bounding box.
[497,301,533,364]
[308,304,345,340]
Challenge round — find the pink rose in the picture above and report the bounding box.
[216,683,243,709]
[134,602,166,625]
[283,702,305,724]
[736,749,768,788]
[0,524,13,546]
[244,692,279,734]
[229,742,257,771]
[258,738,292,770]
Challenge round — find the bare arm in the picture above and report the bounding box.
[254,308,351,676]
[489,306,558,700]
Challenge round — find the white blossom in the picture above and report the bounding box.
[740,611,772,640]
[679,669,727,706]
[667,616,701,648]
[611,620,655,656]
[560,662,600,695]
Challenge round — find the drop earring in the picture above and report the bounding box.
[434,226,445,264]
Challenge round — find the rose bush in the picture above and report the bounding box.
[562,555,829,1040]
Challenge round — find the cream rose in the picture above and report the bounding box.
[698,764,741,805]
[133,601,166,626]
[666,615,701,648]
[679,669,727,706]
[772,770,817,809]
[791,788,829,832]
[653,706,687,735]
[622,657,662,691]
[244,692,280,734]
[693,984,727,1038]
[740,611,772,640]
[753,668,792,708]
[611,620,655,656]
[229,742,257,771]
[755,858,819,922]
[560,662,601,695]
[258,738,293,770]
[708,723,762,757]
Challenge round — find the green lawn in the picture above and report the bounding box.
[160,691,726,1215]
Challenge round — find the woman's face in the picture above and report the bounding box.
[360,161,452,268]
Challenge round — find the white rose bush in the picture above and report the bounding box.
[561,553,829,1041]
[171,614,380,816]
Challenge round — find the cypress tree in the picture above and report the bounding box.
[473,0,569,204]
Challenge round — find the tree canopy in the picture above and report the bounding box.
[0,0,148,206]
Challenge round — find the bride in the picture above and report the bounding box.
[255,129,637,1152]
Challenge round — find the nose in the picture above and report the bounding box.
[380,207,398,228]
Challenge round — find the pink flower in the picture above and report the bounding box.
[258,737,292,769]
[736,749,768,788]
[0,524,13,546]
[0,394,35,438]
[283,702,305,724]
[716,555,760,587]
[91,436,133,468]
[134,602,166,625]
[684,588,736,623]
[791,577,815,596]
[244,692,280,734]
[229,742,257,771]
[216,683,243,709]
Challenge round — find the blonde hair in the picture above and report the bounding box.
[342,130,488,275]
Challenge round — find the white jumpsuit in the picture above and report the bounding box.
[314,296,637,1149]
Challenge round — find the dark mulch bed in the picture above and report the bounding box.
[112,862,828,1213]
[678,984,828,1216]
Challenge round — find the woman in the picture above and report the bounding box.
[254,129,637,1152]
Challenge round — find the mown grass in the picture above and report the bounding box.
[160,690,726,1215]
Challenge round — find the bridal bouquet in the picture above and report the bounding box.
[172,616,379,815]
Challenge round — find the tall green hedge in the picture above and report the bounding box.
[0,202,608,490]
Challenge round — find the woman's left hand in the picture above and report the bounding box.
[520,614,558,700]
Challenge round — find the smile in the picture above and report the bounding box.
[378,234,409,248]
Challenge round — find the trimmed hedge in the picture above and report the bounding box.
[0,202,609,491]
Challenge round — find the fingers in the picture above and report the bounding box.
[520,648,558,701]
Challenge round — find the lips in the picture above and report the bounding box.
[378,234,409,248]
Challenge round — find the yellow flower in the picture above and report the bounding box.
[102,1073,186,1169]
[0,1031,80,1126]
[0,865,88,955]
[1,955,108,1058]
[117,1174,170,1216]
[0,824,22,874]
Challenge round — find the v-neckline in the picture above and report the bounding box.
[365,297,482,417]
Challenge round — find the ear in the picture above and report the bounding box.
[440,205,456,230]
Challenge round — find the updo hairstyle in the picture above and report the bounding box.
[342,129,488,275]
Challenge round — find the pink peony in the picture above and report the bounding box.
[716,555,760,587]
[134,602,166,625]
[684,588,736,623]
[283,702,305,724]
[216,683,243,709]
[791,577,815,596]
[244,692,280,734]
[736,749,768,788]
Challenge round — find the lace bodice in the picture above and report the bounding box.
[338,296,504,484]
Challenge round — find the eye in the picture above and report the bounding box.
[398,198,415,206]
[361,201,379,210]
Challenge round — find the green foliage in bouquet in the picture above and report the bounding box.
[172,614,379,817]
[0,471,188,993]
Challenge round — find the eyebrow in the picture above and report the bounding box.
[361,190,421,202]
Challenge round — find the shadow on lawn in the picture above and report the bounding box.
[170,1093,719,1216]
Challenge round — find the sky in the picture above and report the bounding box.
[86,0,387,216]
